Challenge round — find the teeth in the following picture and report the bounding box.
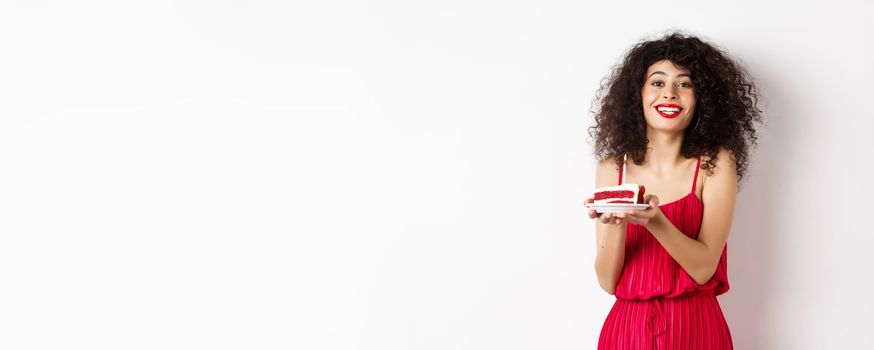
[657,107,680,112]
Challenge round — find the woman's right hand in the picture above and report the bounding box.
[584,198,626,225]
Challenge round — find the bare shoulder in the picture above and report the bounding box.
[595,157,620,187]
[702,147,737,173]
[702,147,738,190]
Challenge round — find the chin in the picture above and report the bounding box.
[646,116,690,132]
[645,119,678,131]
[649,124,688,135]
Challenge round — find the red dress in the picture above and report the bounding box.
[598,157,732,349]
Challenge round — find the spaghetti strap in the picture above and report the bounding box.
[691,156,701,194]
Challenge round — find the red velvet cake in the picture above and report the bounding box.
[592,183,646,205]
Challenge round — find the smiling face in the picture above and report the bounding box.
[641,60,697,134]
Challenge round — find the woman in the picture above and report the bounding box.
[584,32,763,349]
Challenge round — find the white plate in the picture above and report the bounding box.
[585,203,650,213]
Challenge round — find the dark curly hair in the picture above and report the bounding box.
[587,31,763,185]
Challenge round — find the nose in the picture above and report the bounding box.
[662,85,678,100]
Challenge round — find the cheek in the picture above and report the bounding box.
[641,87,657,97]
[684,91,697,102]
[641,90,659,104]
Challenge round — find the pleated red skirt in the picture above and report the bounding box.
[598,293,733,349]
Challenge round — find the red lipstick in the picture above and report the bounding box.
[654,103,683,119]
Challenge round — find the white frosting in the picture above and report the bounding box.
[593,183,642,205]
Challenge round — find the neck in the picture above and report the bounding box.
[644,127,686,169]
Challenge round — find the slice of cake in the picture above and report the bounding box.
[593,183,646,205]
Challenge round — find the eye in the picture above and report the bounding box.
[650,80,692,88]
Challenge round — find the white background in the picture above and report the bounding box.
[1,1,872,349]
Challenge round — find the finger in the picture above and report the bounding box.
[645,194,659,207]
[588,209,599,219]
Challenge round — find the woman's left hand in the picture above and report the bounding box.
[616,194,661,226]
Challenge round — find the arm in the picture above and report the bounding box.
[625,148,737,284]
[589,159,628,294]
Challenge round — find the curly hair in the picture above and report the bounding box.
[587,31,763,185]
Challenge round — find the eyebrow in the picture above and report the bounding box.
[648,71,692,79]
